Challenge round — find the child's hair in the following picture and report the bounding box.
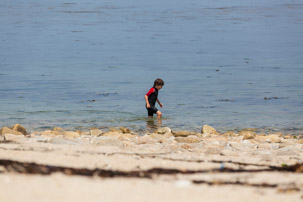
[154,78,164,87]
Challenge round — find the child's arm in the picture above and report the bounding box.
[157,98,163,108]
[145,95,150,108]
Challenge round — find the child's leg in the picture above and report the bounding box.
[156,110,162,119]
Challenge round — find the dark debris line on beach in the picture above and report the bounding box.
[0,159,302,191]
[0,159,302,177]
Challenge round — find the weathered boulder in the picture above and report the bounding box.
[172,130,196,137]
[12,124,28,135]
[201,125,217,135]
[90,129,103,137]
[241,131,256,140]
[0,127,23,136]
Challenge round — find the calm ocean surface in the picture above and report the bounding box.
[1,0,303,133]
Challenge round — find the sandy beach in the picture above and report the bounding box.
[0,124,302,202]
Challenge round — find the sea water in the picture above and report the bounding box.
[1,0,303,133]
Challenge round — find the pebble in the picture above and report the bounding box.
[172,130,196,137]
[12,124,28,135]
[175,136,201,144]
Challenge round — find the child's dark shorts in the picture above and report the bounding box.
[146,106,158,116]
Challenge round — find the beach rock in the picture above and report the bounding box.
[117,133,134,141]
[120,127,131,134]
[109,128,122,133]
[93,138,122,146]
[4,133,27,142]
[239,131,256,138]
[201,125,217,135]
[41,130,62,137]
[63,131,80,138]
[175,136,201,143]
[205,146,222,155]
[255,135,281,143]
[220,150,239,156]
[90,129,103,137]
[156,127,172,134]
[180,144,192,150]
[53,127,64,132]
[48,137,78,145]
[222,131,238,137]
[136,135,156,144]
[296,139,303,144]
[0,127,23,136]
[172,130,196,137]
[12,124,28,135]
[103,132,122,138]
[284,135,294,139]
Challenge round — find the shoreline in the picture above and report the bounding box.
[0,124,303,201]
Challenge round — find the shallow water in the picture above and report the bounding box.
[0,0,303,132]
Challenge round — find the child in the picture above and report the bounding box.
[144,78,164,119]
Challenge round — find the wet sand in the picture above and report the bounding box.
[0,124,302,201]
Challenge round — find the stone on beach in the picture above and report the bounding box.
[255,134,281,143]
[239,131,256,140]
[0,127,24,136]
[63,131,80,138]
[90,129,103,137]
[120,127,131,134]
[172,130,196,137]
[41,130,62,137]
[53,127,64,132]
[201,125,217,135]
[12,124,28,135]
[175,136,202,144]
[156,127,172,134]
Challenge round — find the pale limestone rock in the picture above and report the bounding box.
[175,136,201,143]
[255,135,281,143]
[172,130,196,137]
[220,150,239,156]
[156,127,172,134]
[205,146,222,155]
[109,128,122,133]
[63,131,80,138]
[48,137,78,145]
[238,131,256,138]
[180,144,192,150]
[90,129,103,137]
[120,127,131,134]
[201,125,217,135]
[222,131,238,137]
[117,133,134,141]
[103,132,122,138]
[243,133,256,140]
[4,133,27,142]
[41,130,62,137]
[52,127,64,132]
[284,135,294,139]
[136,135,156,144]
[296,139,303,144]
[0,127,23,136]
[12,124,28,135]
